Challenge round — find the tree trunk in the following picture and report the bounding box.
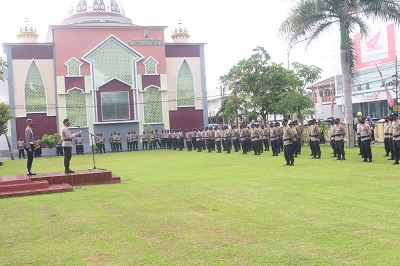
[5,133,14,160]
[340,22,355,148]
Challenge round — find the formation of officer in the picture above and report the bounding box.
[357,116,373,162]
[384,113,400,165]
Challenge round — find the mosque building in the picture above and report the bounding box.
[2,0,208,153]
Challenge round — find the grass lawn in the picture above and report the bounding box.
[1,145,399,265]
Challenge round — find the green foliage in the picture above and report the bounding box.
[220,47,303,125]
[42,134,60,149]
[0,103,13,136]
[146,125,153,135]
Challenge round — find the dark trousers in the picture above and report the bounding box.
[186,140,192,151]
[241,140,247,154]
[216,140,222,153]
[225,138,232,153]
[206,139,212,152]
[361,139,372,160]
[389,138,394,158]
[197,140,202,152]
[309,140,315,156]
[172,139,177,150]
[63,147,72,171]
[271,139,279,155]
[56,146,63,156]
[76,145,84,154]
[292,141,298,156]
[142,141,148,150]
[311,141,321,158]
[331,139,337,156]
[192,137,197,149]
[358,136,362,154]
[336,140,345,159]
[252,140,260,155]
[178,139,184,151]
[19,149,25,159]
[133,141,138,150]
[384,138,391,155]
[263,139,269,151]
[26,144,34,172]
[284,144,294,165]
[394,140,400,162]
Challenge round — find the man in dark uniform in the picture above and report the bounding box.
[282,119,294,166]
[25,119,36,175]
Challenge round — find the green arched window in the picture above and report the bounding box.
[177,60,195,107]
[25,60,46,113]
[143,86,163,124]
[66,89,87,126]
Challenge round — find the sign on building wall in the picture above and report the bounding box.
[354,24,396,69]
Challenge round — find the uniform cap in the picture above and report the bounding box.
[26,119,33,123]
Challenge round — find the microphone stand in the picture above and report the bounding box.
[78,127,97,170]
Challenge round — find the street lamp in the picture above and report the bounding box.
[287,38,308,70]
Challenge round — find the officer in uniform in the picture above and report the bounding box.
[261,125,269,151]
[17,138,26,159]
[25,119,36,175]
[232,125,240,152]
[282,119,294,166]
[309,119,321,159]
[75,132,84,155]
[270,122,279,156]
[224,126,232,153]
[140,131,148,150]
[185,129,193,151]
[177,129,184,151]
[388,115,395,160]
[240,124,249,154]
[290,122,299,157]
[330,119,337,157]
[196,128,203,152]
[126,131,132,151]
[132,131,138,151]
[359,117,372,162]
[98,133,106,153]
[116,132,122,152]
[56,137,63,156]
[109,133,115,152]
[61,118,80,173]
[333,118,346,160]
[391,113,400,165]
[155,129,162,149]
[250,124,261,155]
[215,126,222,153]
[384,116,391,157]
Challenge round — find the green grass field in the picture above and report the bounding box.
[1,145,399,265]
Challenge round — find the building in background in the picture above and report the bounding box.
[1,0,208,154]
[310,23,399,121]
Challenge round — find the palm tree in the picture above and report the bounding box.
[279,0,400,147]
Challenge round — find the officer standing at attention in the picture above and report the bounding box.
[310,119,321,159]
[224,126,232,154]
[56,137,63,156]
[185,129,193,151]
[17,137,26,159]
[330,119,337,158]
[333,118,346,160]
[132,131,138,151]
[25,119,36,175]
[75,132,84,155]
[240,124,249,154]
[116,132,122,152]
[215,126,222,153]
[390,113,400,165]
[98,133,106,153]
[359,117,372,163]
[61,118,80,173]
[250,124,261,155]
[383,116,391,157]
[282,119,294,166]
[270,122,278,156]
[196,128,203,152]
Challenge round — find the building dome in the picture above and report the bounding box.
[171,20,190,43]
[61,0,133,25]
[17,18,39,43]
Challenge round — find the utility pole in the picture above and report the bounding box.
[287,38,308,70]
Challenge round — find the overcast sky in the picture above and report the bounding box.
[1,0,386,100]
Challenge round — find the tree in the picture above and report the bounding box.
[42,133,60,158]
[220,47,303,126]
[0,103,14,160]
[217,93,242,125]
[0,57,7,81]
[279,0,400,147]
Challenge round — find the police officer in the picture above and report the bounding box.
[75,132,84,155]
[132,131,138,151]
[333,118,346,160]
[25,119,36,175]
[116,132,122,152]
[98,133,106,153]
[330,119,337,157]
[384,116,391,157]
[140,131,148,150]
[309,119,321,159]
[185,129,193,151]
[270,122,279,156]
[240,124,249,154]
[61,118,80,173]
[250,124,261,155]
[224,126,232,153]
[56,137,63,156]
[391,113,400,165]
[215,126,222,153]
[359,117,372,162]
[282,119,294,166]
[17,137,25,159]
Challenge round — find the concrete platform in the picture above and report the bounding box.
[0,169,120,198]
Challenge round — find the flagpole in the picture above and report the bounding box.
[396,55,398,106]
